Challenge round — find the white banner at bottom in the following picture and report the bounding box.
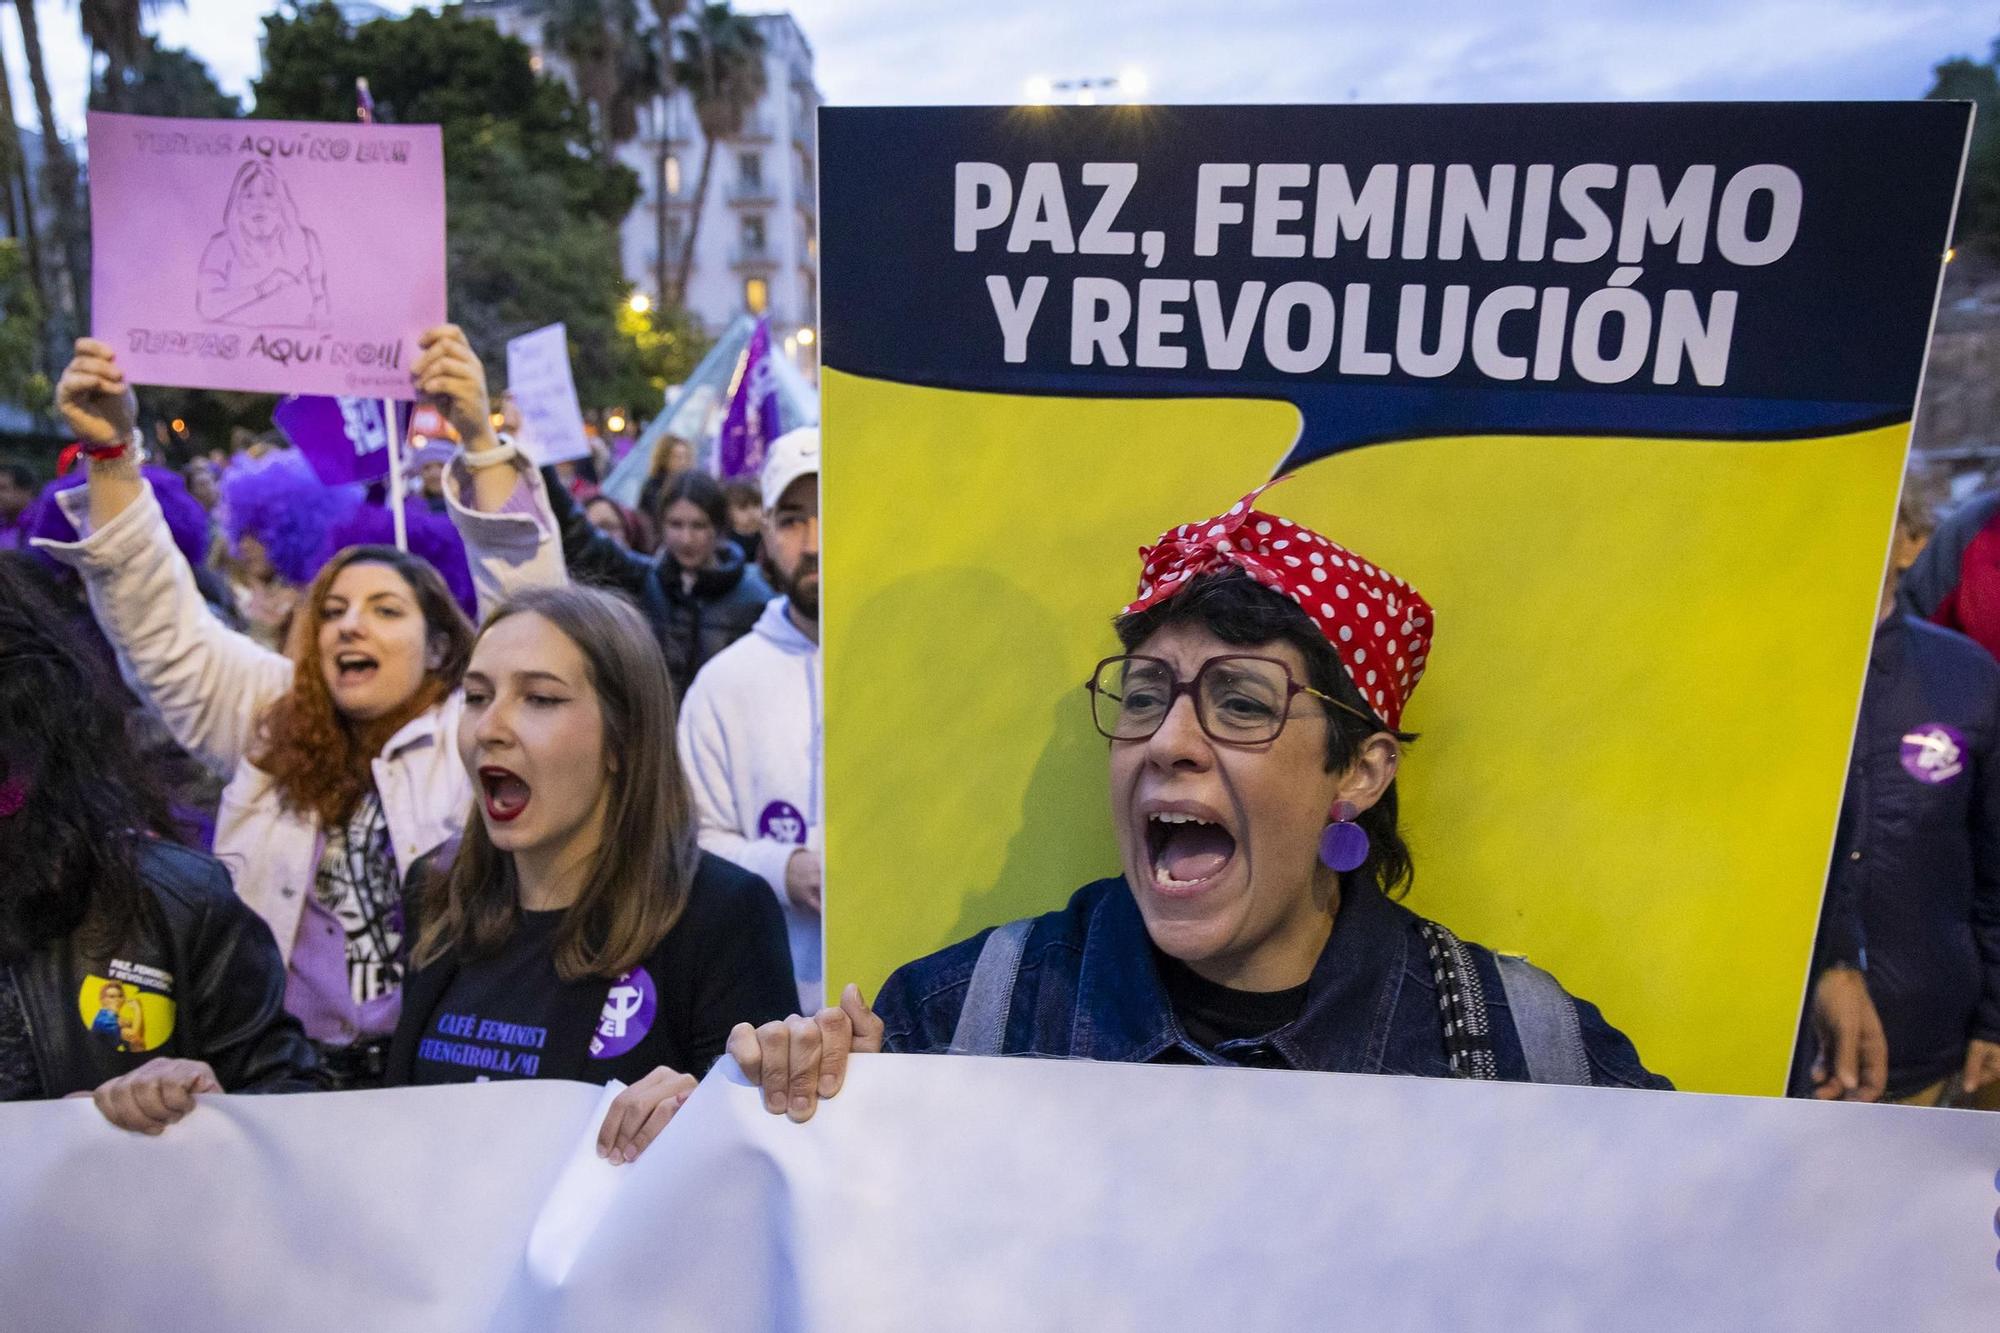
[3,1056,1997,1330]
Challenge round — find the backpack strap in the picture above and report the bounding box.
[947,919,1032,1056]
[1493,953,1593,1086]
[1416,920,1500,1080]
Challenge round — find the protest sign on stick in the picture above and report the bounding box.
[506,323,592,466]
[87,111,446,399]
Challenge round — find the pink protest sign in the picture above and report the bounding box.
[87,112,446,399]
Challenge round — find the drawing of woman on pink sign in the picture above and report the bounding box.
[196,161,330,329]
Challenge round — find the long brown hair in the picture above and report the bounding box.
[414,585,699,981]
[252,545,475,825]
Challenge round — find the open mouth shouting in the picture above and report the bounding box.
[479,765,532,824]
[332,651,380,688]
[1142,801,1238,896]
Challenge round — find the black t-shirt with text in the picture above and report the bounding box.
[412,910,576,1083]
[394,852,798,1088]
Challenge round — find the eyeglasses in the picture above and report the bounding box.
[1084,654,1372,745]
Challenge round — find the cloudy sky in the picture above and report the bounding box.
[3,0,1992,138]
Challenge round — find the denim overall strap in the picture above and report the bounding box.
[1494,953,1592,1086]
[948,920,1032,1056]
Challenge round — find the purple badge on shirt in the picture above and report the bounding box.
[1900,723,1967,785]
[757,800,808,844]
[590,966,658,1060]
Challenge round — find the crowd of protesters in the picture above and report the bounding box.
[1,322,1996,1159]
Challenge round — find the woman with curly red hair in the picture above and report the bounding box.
[40,327,561,1087]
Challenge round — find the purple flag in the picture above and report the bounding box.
[356,78,376,125]
[274,394,410,487]
[717,318,783,480]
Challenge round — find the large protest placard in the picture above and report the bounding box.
[88,112,446,399]
[2,1059,1996,1328]
[506,322,593,465]
[818,103,1971,1094]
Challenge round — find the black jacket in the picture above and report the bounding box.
[1803,613,2000,1096]
[6,839,321,1098]
[545,471,773,700]
[387,851,797,1086]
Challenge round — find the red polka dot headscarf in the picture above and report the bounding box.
[1121,480,1434,730]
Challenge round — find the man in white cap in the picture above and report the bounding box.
[677,426,822,1007]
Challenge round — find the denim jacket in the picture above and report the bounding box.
[875,877,1671,1087]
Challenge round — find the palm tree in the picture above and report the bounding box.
[78,0,184,111]
[12,0,89,327]
[671,2,765,305]
[0,31,51,373]
[534,0,651,153]
[646,0,688,308]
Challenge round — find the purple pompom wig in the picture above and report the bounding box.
[220,450,362,586]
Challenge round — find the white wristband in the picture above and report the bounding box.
[460,436,520,471]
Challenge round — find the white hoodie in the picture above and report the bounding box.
[677,596,822,1004]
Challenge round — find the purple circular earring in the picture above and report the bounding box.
[1318,799,1369,873]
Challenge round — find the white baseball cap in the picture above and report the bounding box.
[760,425,820,511]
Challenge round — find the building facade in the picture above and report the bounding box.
[468,4,821,379]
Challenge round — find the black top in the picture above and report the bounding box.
[0,964,44,1101]
[1156,950,1309,1053]
[410,909,568,1083]
[4,839,321,1099]
[1799,613,2000,1097]
[389,851,797,1087]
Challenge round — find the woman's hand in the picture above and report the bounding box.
[1808,965,1887,1102]
[413,324,495,453]
[727,984,885,1123]
[596,1065,698,1164]
[784,849,823,915]
[90,1058,222,1135]
[56,338,138,449]
[1960,1038,2000,1096]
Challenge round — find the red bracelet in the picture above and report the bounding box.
[56,431,143,476]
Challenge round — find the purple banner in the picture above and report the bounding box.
[717,318,783,480]
[274,394,410,487]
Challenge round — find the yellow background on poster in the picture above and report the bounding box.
[822,367,1904,1095]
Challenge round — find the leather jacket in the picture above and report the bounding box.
[6,839,322,1098]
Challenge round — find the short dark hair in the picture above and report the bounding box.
[1113,568,1415,898]
[0,462,33,490]
[721,478,761,509]
[658,468,728,533]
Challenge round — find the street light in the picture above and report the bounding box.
[1024,71,1150,105]
[797,326,816,346]
[606,413,628,433]
[628,292,653,315]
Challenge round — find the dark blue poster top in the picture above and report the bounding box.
[820,102,1969,462]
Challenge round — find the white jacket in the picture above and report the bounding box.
[677,596,823,1000]
[37,469,563,962]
